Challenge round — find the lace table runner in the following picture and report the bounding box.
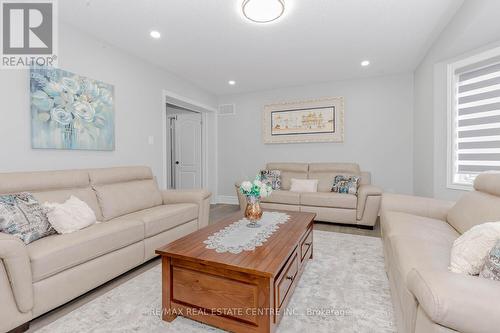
[203,212,290,254]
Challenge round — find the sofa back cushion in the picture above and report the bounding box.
[447,173,500,234]
[34,188,103,221]
[89,166,163,221]
[266,163,308,190]
[308,163,361,192]
[0,169,103,221]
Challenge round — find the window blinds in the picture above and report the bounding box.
[455,55,500,174]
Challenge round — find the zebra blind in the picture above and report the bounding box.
[451,51,500,186]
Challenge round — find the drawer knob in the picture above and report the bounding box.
[286,275,294,280]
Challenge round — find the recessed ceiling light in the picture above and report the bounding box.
[150,30,161,39]
[228,80,236,85]
[361,60,370,67]
[242,0,285,23]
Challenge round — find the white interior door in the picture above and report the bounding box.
[173,112,202,189]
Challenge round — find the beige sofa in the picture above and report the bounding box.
[236,162,382,227]
[381,172,500,333]
[0,166,211,333]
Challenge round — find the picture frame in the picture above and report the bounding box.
[262,97,344,144]
[30,67,115,151]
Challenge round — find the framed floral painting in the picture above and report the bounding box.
[30,67,115,150]
[262,97,344,143]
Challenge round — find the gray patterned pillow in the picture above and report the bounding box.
[479,239,500,281]
[0,193,55,244]
[260,169,281,190]
[331,175,360,195]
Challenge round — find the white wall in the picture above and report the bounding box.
[0,23,218,195]
[413,0,500,200]
[217,74,414,199]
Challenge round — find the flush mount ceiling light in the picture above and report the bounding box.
[150,30,161,39]
[361,60,370,67]
[228,80,236,85]
[242,0,285,23]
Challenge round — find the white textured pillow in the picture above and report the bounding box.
[290,179,318,193]
[449,221,500,275]
[43,196,97,234]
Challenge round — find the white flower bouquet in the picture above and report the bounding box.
[239,176,273,200]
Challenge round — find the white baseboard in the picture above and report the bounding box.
[216,195,239,205]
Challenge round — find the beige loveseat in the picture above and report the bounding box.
[236,162,382,227]
[0,166,211,333]
[381,172,500,333]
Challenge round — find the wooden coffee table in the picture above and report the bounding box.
[156,210,315,333]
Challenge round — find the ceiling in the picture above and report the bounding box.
[60,0,464,96]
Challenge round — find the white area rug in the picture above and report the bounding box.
[36,231,396,333]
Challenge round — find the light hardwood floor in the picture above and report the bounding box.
[27,204,380,332]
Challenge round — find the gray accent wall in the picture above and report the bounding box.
[217,74,414,197]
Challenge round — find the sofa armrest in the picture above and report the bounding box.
[162,190,212,229]
[408,268,500,333]
[0,232,33,313]
[234,182,246,211]
[381,193,455,221]
[356,185,382,225]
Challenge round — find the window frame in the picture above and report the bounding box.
[446,46,500,191]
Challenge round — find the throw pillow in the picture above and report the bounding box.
[449,221,500,275]
[44,196,97,234]
[290,179,318,193]
[479,240,500,281]
[0,192,55,244]
[260,169,281,190]
[331,175,360,195]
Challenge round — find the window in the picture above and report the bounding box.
[448,47,500,190]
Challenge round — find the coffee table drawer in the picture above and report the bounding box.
[275,251,299,308]
[300,228,313,262]
[171,266,259,324]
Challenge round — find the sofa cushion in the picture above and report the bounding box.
[0,168,104,221]
[266,163,308,190]
[0,193,55,244]
[43,196,97,234]
[449,222,500,275]
[308,163,361,192]
[261,190,300,205]
[389,235,454,282]
[27,218,144,282]
[382,211,458,278]
[300,192,356,209]
[290,179,318,193]
[381,211,459,243]
[0,169,90,194]
[34,187,103,221]
[473,171,500,197]
[480,240,500,281]
[93,180,163,221]
[122,204,198,238]
[331,175,360,195]
[88,166,154,186]
[447,191,500,234]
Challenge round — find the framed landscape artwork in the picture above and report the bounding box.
[30,67,115,150]
[262,97,344,143]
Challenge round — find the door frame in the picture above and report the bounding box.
[162,90,216,190]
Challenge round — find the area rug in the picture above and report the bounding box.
[36,231,396,333]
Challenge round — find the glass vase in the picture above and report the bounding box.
[244,196,263,228]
